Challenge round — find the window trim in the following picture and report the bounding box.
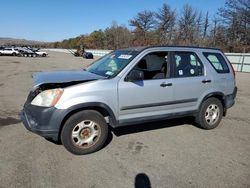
[171,51,204,78]
[203,52,230,74]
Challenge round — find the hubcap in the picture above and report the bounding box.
[71,120,100,148]
[205,104,220,125]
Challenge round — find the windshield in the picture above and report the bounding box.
[86,50,139,77]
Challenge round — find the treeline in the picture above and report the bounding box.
[52,0,250,52]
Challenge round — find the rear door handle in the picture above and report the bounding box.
[202,79,211,83]
[160,83,172,87]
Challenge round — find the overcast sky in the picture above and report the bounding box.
[0,0,226,42]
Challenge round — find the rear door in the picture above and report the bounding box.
[170,51,212,112]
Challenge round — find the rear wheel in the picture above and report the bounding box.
[42,53,46,57]
[12,52,16,56]
[61,110,109,155]
[195,97,223,129]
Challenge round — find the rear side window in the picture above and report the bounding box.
[203,52,229,73]
[173,52,203,78]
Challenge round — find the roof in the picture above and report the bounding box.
[120,45,222,52]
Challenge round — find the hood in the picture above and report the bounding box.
[32,70,105,87]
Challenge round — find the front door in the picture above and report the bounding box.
[118,51,174,122]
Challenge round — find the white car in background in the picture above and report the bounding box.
[0,47,20,56]
[34,50,47,57]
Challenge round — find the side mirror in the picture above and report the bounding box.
[125,70,144,82]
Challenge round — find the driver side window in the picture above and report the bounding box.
[133,52,169,80]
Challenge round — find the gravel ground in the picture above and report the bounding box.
[0,51,249,188]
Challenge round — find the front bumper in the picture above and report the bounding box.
[20,103,66,141]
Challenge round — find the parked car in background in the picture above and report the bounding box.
[0,47,19,56]
[83,52,94,59]
[33,49,47,57]
[14,47,37,57]
[20,46,237,155]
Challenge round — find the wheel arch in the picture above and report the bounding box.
[200,92,226,116]
[58,102,117,141]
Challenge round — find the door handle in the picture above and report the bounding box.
[202,79,211,83]
[160,83,172,87]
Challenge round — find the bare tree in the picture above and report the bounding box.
[178,4,199,44]
[129,10,156,45]
[155,3,176,44]
[203,12,209,39]
[218,0,250,51]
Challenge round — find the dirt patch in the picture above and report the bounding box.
[0,83,4,87]
[0,117,21,126]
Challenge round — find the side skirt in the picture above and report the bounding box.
[115,110,197,128]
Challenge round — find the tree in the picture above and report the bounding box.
[129,10,156,45]
[84,30,105,49]
[210,17,228,50]
[51,1,249,52]
[218,0,250,51]
[155,3,176,44]
[203,12,209,39]
[178,4,200,44]
[104,22,132,49]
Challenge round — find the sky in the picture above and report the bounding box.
[0,0,226,42]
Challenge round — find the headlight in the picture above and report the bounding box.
[31,89,64,107]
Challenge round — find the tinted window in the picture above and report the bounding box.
[173,52,203,77]
[203,52,229,73]
[133,52,169,80]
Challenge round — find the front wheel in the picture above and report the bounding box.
[195,97,223,129]
[61,110,109,155]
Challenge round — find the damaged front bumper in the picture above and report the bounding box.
[20,103,65,141]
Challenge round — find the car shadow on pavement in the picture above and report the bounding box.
[112,117,194,136]
[0,117,21,126]
[44,117,193,149]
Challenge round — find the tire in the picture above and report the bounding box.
[0,52,2,56]
[195,97,223,129]
[13,52,16,56]
[42,53,46,57]
[61,110,109,155]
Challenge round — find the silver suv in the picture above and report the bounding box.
[20,46,237,155]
